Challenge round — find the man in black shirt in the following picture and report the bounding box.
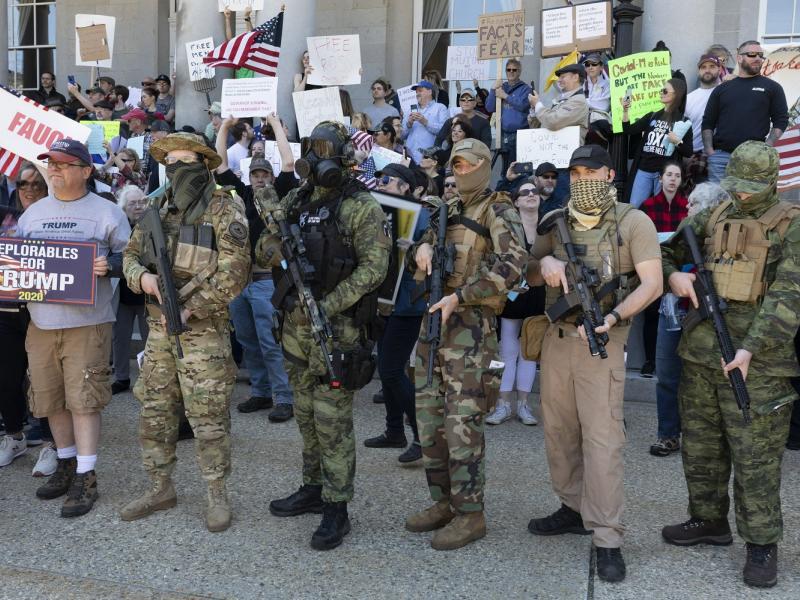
[28,71,67,106]
[702,40,788,183]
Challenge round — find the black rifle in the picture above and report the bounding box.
[422,203,455,386]
[140,206,189,358]
[539,210,609,358]
[682,226,751,425]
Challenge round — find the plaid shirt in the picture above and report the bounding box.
[639,191,689,233]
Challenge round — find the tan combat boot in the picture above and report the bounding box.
[120,476,177,521]
[405,500,455,533]
[430,512,486,550]
[205,479,231,532]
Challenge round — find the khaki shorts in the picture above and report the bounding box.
[26,322,113,417]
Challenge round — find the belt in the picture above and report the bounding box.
[558,327,581,339]
[252,272,272,282]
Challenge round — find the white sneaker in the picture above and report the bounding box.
[0,434,28,467]
[517,399,538,426]
[32,443,57,477]
[486,402,512,425]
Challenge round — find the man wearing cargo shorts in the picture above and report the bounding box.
[528,145,662,582]
[16,139,130,517]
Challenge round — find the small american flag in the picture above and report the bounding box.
[356,156,377,189]
[776,124,800,192]
[0,84,48,179]
[203,11,283,77]
[349,127,374,153]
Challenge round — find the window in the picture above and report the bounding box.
[8,0,57,91]
[760,0,800,45]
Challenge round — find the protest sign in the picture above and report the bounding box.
[524,26,536,56]
[239,157,253,184]
[516,126,581,168]
[77,24,110,62]
[446,46,490,81]
[478,10,525,61]
[186,37,216,82]
[370,145,407,171]
[221,78,278,118]
[608,51,672,133]
[306,35,362,86]
[292,86,344,138]
[541,0,612,58]
[372,192,421,306]
[126,136,145,161]
[85,121,120,158]
[127,86,142,110]
[396,85,417,118]
[218,0,263,11]
[263,140,302,176]
[762,46,800,114]
[0,239,98,305]
[75,15,116,68]
[0,87,91,167]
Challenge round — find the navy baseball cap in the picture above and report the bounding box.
[411,80,434,91]
[569,144,613,170]
[37,139,92,165]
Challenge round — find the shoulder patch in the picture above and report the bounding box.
[228,221,247,241]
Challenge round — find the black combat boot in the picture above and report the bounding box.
[310,502,351,551]
[661,517,733,546]
[596,547,626,583]
[743,543,778,588]
[269,484,324,517]
[528,503,592,536]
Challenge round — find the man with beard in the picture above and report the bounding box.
[702,41,788,183]
[661,142,800,589]
[120,133,250,532]
[256,121,391,550]
[404,138,527,550]
[528,145,662,582]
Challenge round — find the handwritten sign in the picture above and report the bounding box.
[85,121,120,157]
[541,1,612,58]
[372,192,421,306]
[516,126,581,168]
[370,145,407,171]
[396,85,417,118]
[77,24,110,62]
[0,239,98,306]
[217,0,263,11]
[125,136,145,160]
[292,86,344,138]
[75,15,116,68]
[446,46,490,81]
[542,7,573,48]
[306,35,362,86]
[762,46,800,117]
[186,37,216,82]
[575,2,608,39]
[260,140,302,180]
[221,78,278,118]
[524,26,536,56]
[608,51,672,133]
[478,10,525,61]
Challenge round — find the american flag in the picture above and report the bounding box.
[203,11,283,77]
[349,127,373,153]
[0,85,48,179]
[356,156,377,189]
[776,124,800,192]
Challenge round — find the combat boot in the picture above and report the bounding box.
[430,512,486,551]
[269,484,324,517]
[205,479,231,532]
[310,502,351,551]
[120,476,177,521]
[743,543,778,588]
[528,503,592,536]
[405,500,455,532]
[661,517,733,546]
[36,456,76,500]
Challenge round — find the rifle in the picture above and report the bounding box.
[140,206,189,358]
[682,226,751,425]
[422,202,455,386]
[539,209,609,359]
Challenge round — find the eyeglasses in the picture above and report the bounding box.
[17,180,45,190]
[583,61,601,67]
[164,156,200,165]
[459,96,475,102]
[660,88,673,95]
[443,182,457,189]
[538,174,558,180]
[46,160,87,170]
[506,68,519,72]
[517,189,537,196]
[741,52,764,59]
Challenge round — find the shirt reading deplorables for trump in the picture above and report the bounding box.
[15,192,131,330]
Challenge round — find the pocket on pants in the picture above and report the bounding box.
[609,368,626,437]
[79,364,112,412]
[479,369,501,413]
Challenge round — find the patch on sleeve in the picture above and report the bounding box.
[228,221,247,241]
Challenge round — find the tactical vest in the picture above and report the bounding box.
[703,199,800,304]
[545,203,639,322]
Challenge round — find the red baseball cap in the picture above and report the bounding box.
[120,108,149,122]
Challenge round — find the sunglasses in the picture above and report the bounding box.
[459,96,475,102]
[517,189,537,196]
[506,68,519,72]
[583,61,601,67]
[17,180,45,190]
[378,175,399,186]
[741,52,764,59]
[164,156,200,165]
[444,182,457,189]
[660,88,673,95]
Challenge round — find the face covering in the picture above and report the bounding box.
[454,159,491,203]
[730,184,777,217]
[165,161,215,223]
[567,178,617,230]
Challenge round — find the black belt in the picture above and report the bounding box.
[252,272,272,282]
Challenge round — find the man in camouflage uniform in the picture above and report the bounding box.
[120,133,250,532]
[255,121,391,551]
[405,138,527,550]
[661,141,800,588]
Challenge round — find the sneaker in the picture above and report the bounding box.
[743,543,778,588]
[485,403,512,425]
[650,437,680,456]
[237,396,273,413]
[661,517,733,546]
[364,432,407,448]
[517,399,538,426]
[268,403,294,423]
[111,379,130,394]
[528,503,592,536]
[61,470,99,518]
[36,456,77,499]
[640,361,655,378]
[32,443,57,477]
[0,434,27,467]
[596,547,626,583]
[398,442,422,463]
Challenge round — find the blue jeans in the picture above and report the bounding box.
[229,278,293,405]
[707,150,731,184]
[629,169,661,208]
[655,312,682,438]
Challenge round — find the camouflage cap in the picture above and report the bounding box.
[447,138,491,167]
[720,140,779,194]
[149,132,221,170]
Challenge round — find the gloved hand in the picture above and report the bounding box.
[289,305,309,326]
[256,234,283,268]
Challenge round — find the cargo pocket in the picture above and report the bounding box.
[479,369,501,414]
[609,368,626,439]
[80,364,112,412]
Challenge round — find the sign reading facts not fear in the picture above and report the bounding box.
[478,10,525,61]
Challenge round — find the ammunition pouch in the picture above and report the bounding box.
[338,343,377,391]
[172,224,218,301]
[521,315,550,361]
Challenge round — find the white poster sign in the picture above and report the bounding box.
[127,86,142,110]
[396,85,418,118]
[306,35,362,86]
[75,14,116,68]
[221,78,278,118]
[369,145,407,171]
[542,7,573,48]
[186,37,216,82]
[292,86,344,138]
[217,0,264,11]
[524,26,536,56]
[126,136,146,161]
[516,126,581,168]
[263,140,302,176]
[575,2,608,39]
[445,46,490,81]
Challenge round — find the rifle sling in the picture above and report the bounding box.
[448,215,491,239]
[177,262,218,303]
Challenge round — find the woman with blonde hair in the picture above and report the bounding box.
[99,146,147,193]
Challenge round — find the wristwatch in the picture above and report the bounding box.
[455,288,465,303]
[608,309,622,325]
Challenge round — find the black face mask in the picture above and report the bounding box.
[295,151,344,188]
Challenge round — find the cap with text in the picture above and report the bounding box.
[37,139,92,165]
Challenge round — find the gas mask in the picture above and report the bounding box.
[294,122,354,188]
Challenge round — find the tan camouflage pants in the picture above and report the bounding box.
[133,315,236,481]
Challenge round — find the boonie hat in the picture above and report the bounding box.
[568,144,613,170]
[37,139,92,165]
[720,140,779,194]
[149,132,222,170]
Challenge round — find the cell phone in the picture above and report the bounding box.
[513,162,534,175]
[623,86,633,103]
[68,75,76,86]
[530,81,536,91]
[410,104,419,113]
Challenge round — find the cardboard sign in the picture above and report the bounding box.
[0,239,98,305]
[396,85,417,118]
[186,37,216,82]
[292,86,344,138]
[763,46,800,114]
[306,35,362,86]
[77,24,110,62]
[221,78,278,118]
[516,126,581,168]
[217,0,264,11]
[478,10,525,61]
[608,51,672,133]
[541,0,612,58]
[75,15,116,68]
[0,87,91,167]
[372,192,421,306]
[446,46,490,81]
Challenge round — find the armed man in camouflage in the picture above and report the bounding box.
[405,138,527,551]
[255,121,391,551]
[661,141,800,589]
[120,133,250,532]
